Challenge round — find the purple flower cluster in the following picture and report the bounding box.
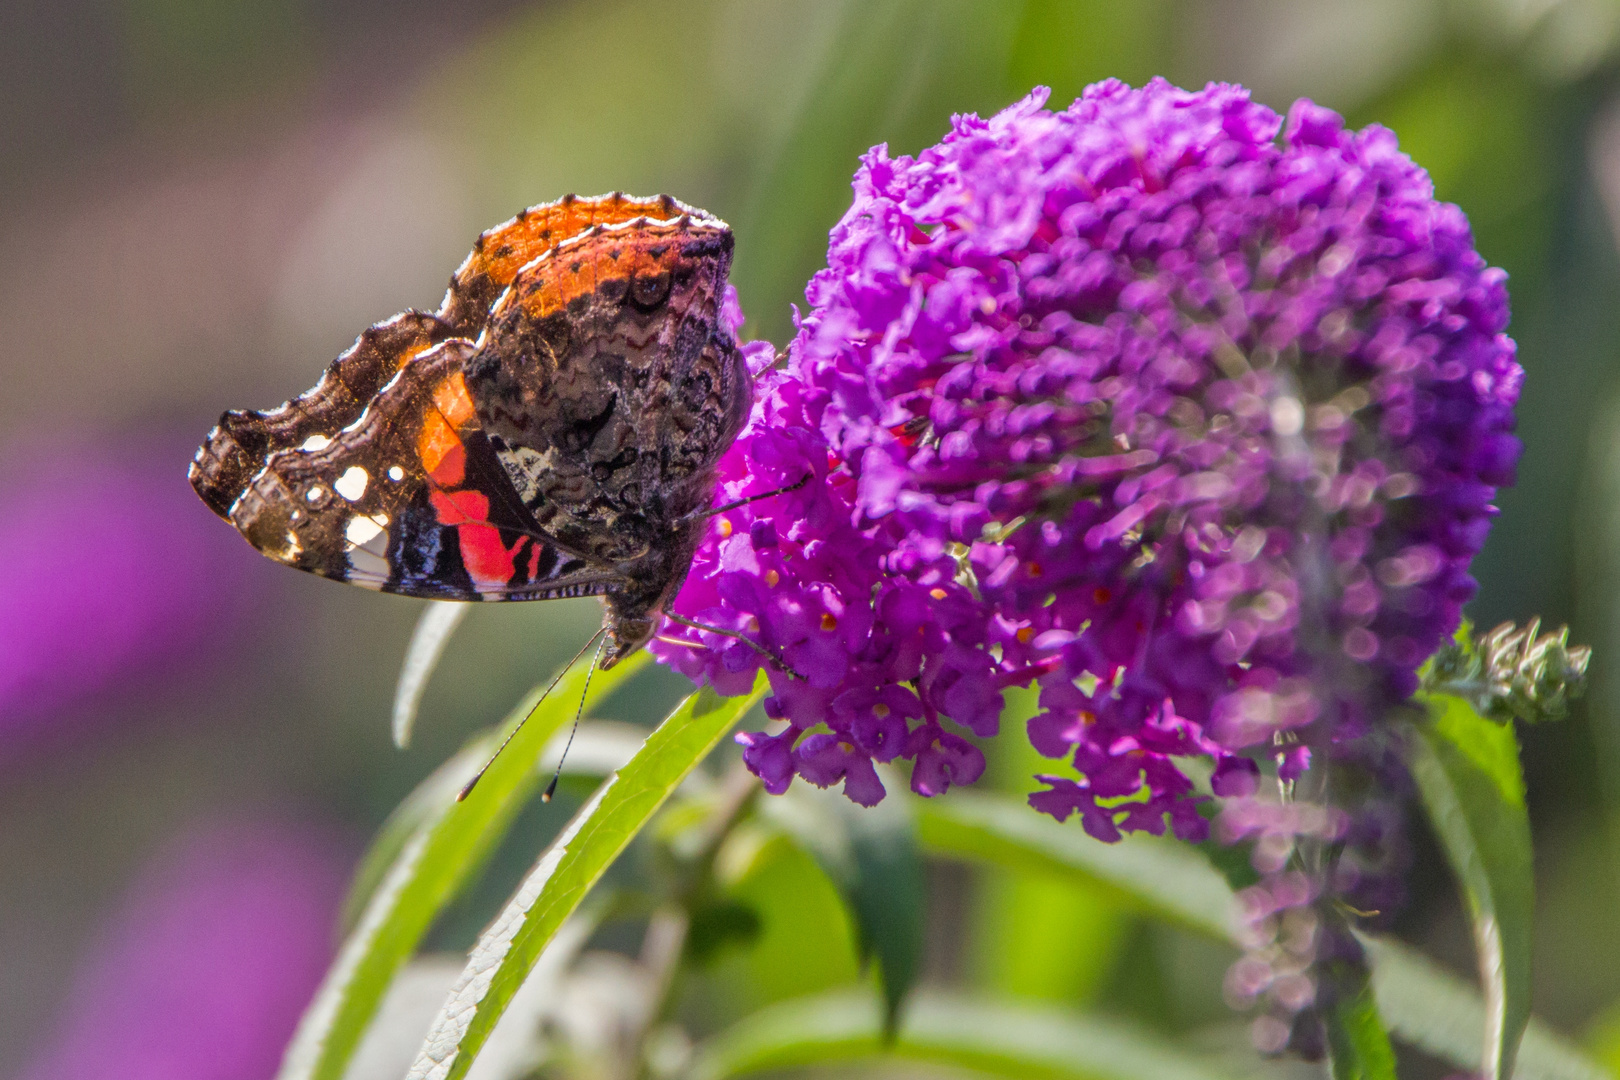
[654,313,997,808]
[653,78,1520,1054]
[656,80,1520,852]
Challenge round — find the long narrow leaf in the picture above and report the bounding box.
[686,988,1243,1080]
[406,673,769,1080]
[341,734,497,933]
[393,601,471,749]
[915,791,1238,941]
[1324,980,1398,1080]
[1364,938,1611,1080]
[763,776,924,1036]
[342,721,649,933]
[278,650,650,1080]
[919,789,1608,1079]
[1408,693,1535,1080]
[842,787,923,1038]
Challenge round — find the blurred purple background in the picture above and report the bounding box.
[16,820,347,1080]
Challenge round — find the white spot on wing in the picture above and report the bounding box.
[346,515,385,546]
[388,466,405,482]
[335,466,369,502]
[300,434,333,452]
[347,544,391,582]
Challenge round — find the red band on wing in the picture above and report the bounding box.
[427,487,515,585]
[420,382,521,589]
[458,520,520,585]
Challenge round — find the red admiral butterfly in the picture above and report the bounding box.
[191,193,756,670]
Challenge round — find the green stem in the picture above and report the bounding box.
[628,765,762,1080]
[1321,905,1398,1080]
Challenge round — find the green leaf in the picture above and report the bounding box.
[710,830,862,1004]
[686,988,1244,1080]
[345,719,652,932]
[920,790,1608,1080]
[341,734,496,933]
[277,649,650,1080]
[392,601,470,749]
[1408,692,1535,1080]
[845,790,924,1038]
[405,672,769,1080]
[1364,937,1613,1080]
[915,790,1239,941]
[762,776,924,1036]
[1324,978,1398,1080]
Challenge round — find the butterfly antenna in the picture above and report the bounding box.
[458,627,606,802]
[543,631,607,802]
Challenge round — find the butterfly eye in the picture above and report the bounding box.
[630,272,671,310]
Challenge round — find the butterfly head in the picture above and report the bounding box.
[601,613,657,669]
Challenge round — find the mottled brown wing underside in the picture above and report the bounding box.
[468,213,749,568]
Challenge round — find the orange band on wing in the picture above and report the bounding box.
[433,369,476,426]
[394,338,436,370]
[418,371,478,485]
[517,235,686,319]
[458,193,687,297]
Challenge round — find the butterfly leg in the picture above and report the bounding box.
[662,611,803,680]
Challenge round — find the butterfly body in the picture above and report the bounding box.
[190,193,751,666]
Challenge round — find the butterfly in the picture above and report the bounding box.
[191,193,763,675]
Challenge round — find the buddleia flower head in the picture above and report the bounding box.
[657,81,1520,846]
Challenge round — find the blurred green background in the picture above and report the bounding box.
[6,1,1620,1076]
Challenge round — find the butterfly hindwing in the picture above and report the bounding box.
[227,339,616,601]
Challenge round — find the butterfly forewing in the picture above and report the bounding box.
[190,311,450,518]
[225,340,604,601]
[438,192,698,335]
